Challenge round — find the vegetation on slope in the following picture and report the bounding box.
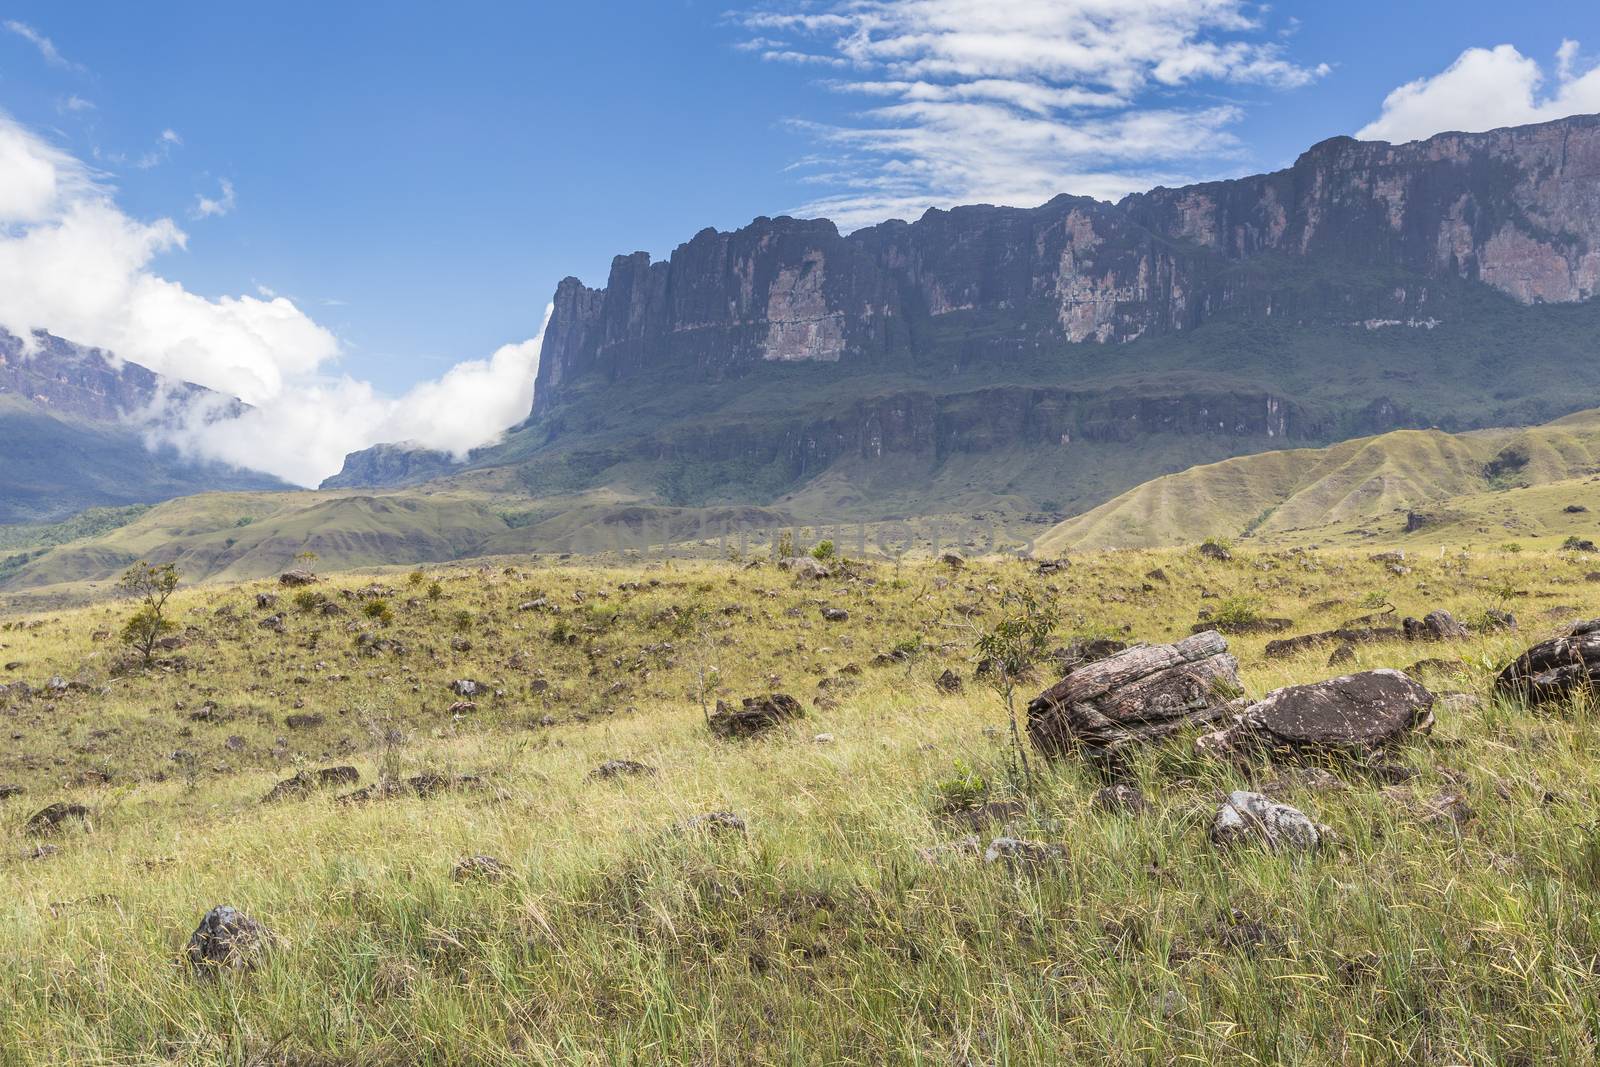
[1040,409,1600,552]
[4,544,1600,1062]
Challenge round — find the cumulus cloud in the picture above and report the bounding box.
[1358,41,1600,143]
[0,113,548,487]
[735,0,1328,227]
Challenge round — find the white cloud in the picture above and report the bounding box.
[59,95,95,113]
[193,178,236,219]
[4,20,81,71]
[735,0,1327,228]
[0,113,549,487]
[1357,41,1600,143]
[159,315,549,488]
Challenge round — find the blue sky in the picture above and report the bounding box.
[0,1,1596,483]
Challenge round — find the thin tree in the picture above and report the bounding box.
[120,561,181,666]
[973,588,1060,791]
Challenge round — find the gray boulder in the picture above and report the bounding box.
[1198,669,1435,757]
[1494,618,1600,706]
[186,905,274,976]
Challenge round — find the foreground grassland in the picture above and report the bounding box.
[3,546,1600,1065]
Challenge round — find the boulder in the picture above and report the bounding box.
[1027,631,1243,756]
[707,693,804,739]
[186,906,274,976]
[935,669,963,693]
[1264,626,1402,659]
[1198,669,1434,758]
[939,552,966,570]
[1402,610,1468,641]
[1494,618,1600,707]
[1198,542,1232,562]
[279,569,319,587]
[1210,791,1326,851]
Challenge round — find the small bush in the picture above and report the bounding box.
[933,759,988,813]
[1209,596,1262,629]
[426,581,443,601]
[362,599,394,625]
[812,539,836,561]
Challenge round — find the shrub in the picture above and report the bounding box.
[812,539,836,561]
[933,759,988,812]
[1209,596,1262,629]
[118,561,180,665]
[362,599,394,625]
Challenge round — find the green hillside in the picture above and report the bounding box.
[1038,410,1600,552]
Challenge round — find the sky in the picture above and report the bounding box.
[0,0,1597,486]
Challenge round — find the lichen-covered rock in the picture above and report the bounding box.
[279,569,319,587]
[1028,631,1243,756]
[1210,791,1326,851]
[1198,669,1434,758]
[1494,618,1600,706]
[708,693,803,739]
[186,906,274,976]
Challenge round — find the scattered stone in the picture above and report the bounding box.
[1198,669,1435,758]
[1586,572,1600,583]
[284,713,325,731]
[452,855,510,882]
[935,668,963,693]
[820,606,850,622]
[1403,610,1468,641]
[1198,542,1232,562]
[675,811,748,837]
[1210,791,1326,851]
[1028,631,1243,756]
[448,701,477,716]
[1035,559,1067,576]
[279,569,319,587]
[449,679,481,697]
[589,759,657,780]
[24,802,90,836]
[707,693,804,739]
[1563,537,1599,553]
[1494,618,1600,707]
[812,733,835,744]
[1565,504,1590,514]
[1265,626,1402,659]
[1093,784,1148,815]
[1194,616,1293,636]
[777,556,831,581]
[1050,637,1130,674]
[254,593,278,610]
[1258,767,1346,798]
[338,773,486,803]
[939,552,966,570]
[982,837,1067,866]
[450,637,472,653]
[262,766,359,803]
[916,834,983,865]
[1145,568,1168,583]
[258,613,286,633]
[1369,551,1405,564]
[186,906,274,977]
[948,798,1026,832]
[1328,643,1356,667]
[0,784,21,802]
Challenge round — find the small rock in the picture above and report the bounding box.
[589,759,657,780]
[939,552,966,570]
[675,811,748,837]
[449,679,481,697]
[1328,642,1356,667]
[1198,542,1232,562]
[24,802,90,837]
[452,855,510,882]
[1210,791,1325,852]
[1403,610,1468,641]
[707,693,804,739]
[812,733,835,744]
[0,784,22,802]
[982,837,1067,866]
[820,606,850,622]
[186,906,274,976]
[279,569,319,587]
[934,669,963,693]
[450,637,472,653]
[916,834,983,865]
[284,713,324,730]
[1093,784,1148,815]
[448,701,477,716]
[254,593,278,610]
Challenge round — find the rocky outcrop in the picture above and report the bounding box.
[1495,619,1600,706]
[319,442,462,490]
[533,115,1600,414]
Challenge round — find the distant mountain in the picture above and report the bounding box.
[325,113,1600,531]
[319,442,461,490]
[0,330,287,524]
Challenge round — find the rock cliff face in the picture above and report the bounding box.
[532,114,1600,413]
[320,443,462,490]
[0,330,230,423]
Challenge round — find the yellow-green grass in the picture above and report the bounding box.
[1040,410,1600,552]
[2,547,1600,1064]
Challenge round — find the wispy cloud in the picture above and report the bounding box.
[193,178,236,219]
[58,94,95,114]
[4,20,82,72]
[734,0,1328,228]
[1357,40,1600,143]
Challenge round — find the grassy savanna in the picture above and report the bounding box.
[2,544,1600,1064]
